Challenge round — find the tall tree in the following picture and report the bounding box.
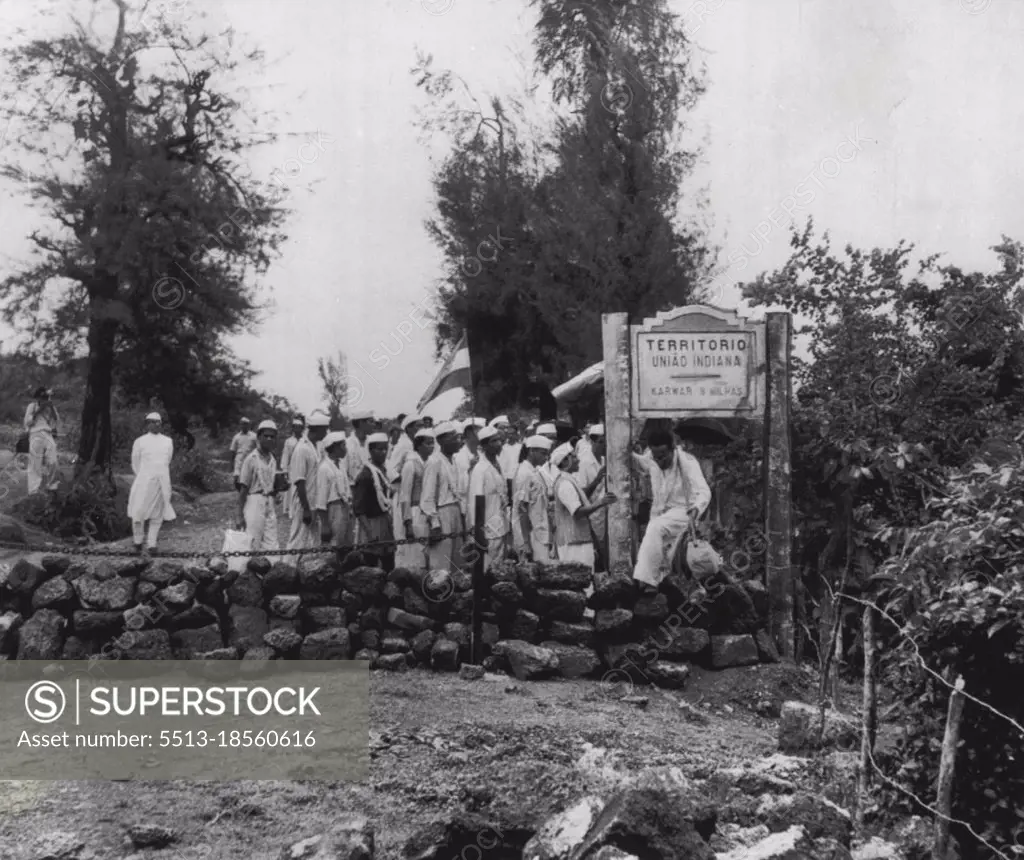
[0,0,287,478]
[317,350,350,425]
[413,0,714,413]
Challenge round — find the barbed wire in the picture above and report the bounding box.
[0,529,475,560]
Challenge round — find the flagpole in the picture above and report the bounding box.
[465,326,477,421]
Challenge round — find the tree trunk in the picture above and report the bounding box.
[76,298,118,480]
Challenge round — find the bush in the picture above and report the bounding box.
[875,458,1024,858]
[11,473,131,542]
[171,447,224,494]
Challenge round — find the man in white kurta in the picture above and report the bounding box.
[515,435,553,561]
[454,417,484,519]
[550,443,615,572]
[315,431,353,548]
[229,418,257,489]
[237,420,281,552]
[467,426,509,570]
[287,412,330,566]
[396,429,434,572]
[386,414,419,553]
[420,422,465,573]
[346,410,374,488]
[24,387,60,495]
[576,424,608,549]
[632,428,712,591]
[492,416,521,484]
[127,412,176,553]
[280,417,305,520]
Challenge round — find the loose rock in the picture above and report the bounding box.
[710,634,759,668]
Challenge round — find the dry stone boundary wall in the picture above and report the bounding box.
[0,553,779,684]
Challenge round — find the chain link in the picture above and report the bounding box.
[0,529,475,560]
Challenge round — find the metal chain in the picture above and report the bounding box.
[0,529,475,560]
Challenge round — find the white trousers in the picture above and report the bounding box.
[556,542,595,573]
[286,494,320,566]
[395,506,429,572]
[244,494,279,552]
[27,432,58,495]
[633,507,689,588]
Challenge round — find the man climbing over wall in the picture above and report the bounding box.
[632,427,711,594]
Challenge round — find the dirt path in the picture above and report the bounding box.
[0,666,799,860]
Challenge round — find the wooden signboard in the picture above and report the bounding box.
[630,305,766,418]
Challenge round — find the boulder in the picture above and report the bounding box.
[705,576,761,635]
[360,606,386,631]
[541,641,601,680]
[0,517,26,545]
[487,559,520,584]
[135,581,158,602]
[778,701,859,754]
[300,627,351,660]
[713,826,813,860]
[140,561,184,586]
[531,588,586,622]
[17,609,65,659]
[8,558,49,594]
[360,629,381,651]
[72,610,124,639]
[0,611,23,655]
[246,556,272,576]
[243,645,276,664]
[482,622,500,648]
[171,624,224,657]
[493,640,559,681]
[387,607,434,633]
[403,586,431,617]
[155,580,196,612]
[226,569,264,607]
[491,581,524,605]
[269,594,302,620]
[710,634,759,669]
[31,576,75,611]
[376,652,409,671]
[277,814,373,860]
[227,606,270,651]
[535,562,592,591]
[264,563,299,595]
[656,626,710,661]
[63,562,91,582]
[381,636,411,654]
[302,606,346,633]
[299,559,343,594]
[340,591,364,615]
[459,664,485,681]
[354,649,379,664]
[264,628,303,655]
[410,629,437,663]
[508,609,540,642]
[114,629,172,660]
[739,578,769,618]
[430,638,460,672]
[165,601,219,631]
[589,570,635,609]
[594,608,633,636]
[342,566,386,599]
[74,574,134,611]
[40,555,72,580]
[646,661,690,690]
[633,592,670,624]
[522,796,605,860]
[450,592,474,623]
[547,619,596,649]
[442,622,470,649]
[754,629,781,663]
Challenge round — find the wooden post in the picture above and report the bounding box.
[471,494,486,664]
[856,603,877,830]
[764,312,794,659]
[603,313,633,574]
[932,675,966,860]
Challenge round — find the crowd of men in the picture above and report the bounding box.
[221,407,713,590]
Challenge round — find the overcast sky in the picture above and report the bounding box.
[0,0,1021,420]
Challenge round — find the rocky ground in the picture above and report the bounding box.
[0,480,916,860]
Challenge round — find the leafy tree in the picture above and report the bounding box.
[412,0,714,414]
[316,350,350,426]
[0,0,287,478]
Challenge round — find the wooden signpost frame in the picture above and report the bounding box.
[602,306,795,659]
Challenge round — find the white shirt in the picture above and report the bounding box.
[648,448,712,518]
[468,455,508,538]
[386,433,414,484]
[346,433,368,485]
[420,450,462,526]
[498,442,522,481]
[453,444,480,516]
[315,456,351,509]
[24,401,58,435]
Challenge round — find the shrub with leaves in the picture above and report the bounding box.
[874,457,1024,858]
[11,473,130,542]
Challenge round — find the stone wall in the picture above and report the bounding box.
[0,553,778,687]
